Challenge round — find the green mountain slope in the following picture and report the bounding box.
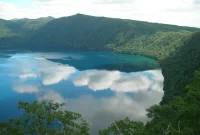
[161,31,200,104]
[0,19,16,37]
[0,17,53,38]
[0,14,199,61]
[0,17,53,49]
[111,30,192,61]
[21,14,198,61]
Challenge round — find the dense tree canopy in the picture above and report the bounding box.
[0,17,53,38]
[0,14,198,53]
[0,100,89,135]
[111,31,192,61]
[161,32,200,104]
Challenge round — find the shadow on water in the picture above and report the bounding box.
[0,54,11,58]
[47,59,159,72]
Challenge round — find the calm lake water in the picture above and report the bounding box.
[0,52,164,134]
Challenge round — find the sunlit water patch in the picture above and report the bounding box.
[0,52,163,134]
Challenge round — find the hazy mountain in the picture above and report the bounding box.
[0,17,54,38]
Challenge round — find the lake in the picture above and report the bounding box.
[0,51,164,134]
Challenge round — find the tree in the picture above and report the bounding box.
[146,71,200,135]
[0,100,89,135]
[99,117,147,135]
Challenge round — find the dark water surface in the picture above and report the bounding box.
[0,52,164,134]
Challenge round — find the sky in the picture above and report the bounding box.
[0,0,200,27]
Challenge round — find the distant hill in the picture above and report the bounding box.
[0,17,53,38]
[25,14,197,50]
[0,17,53,49]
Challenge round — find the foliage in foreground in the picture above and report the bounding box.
[99,118,147,135]
[0,101,89,135]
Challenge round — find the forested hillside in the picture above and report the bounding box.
[0,19,16,38]
[23,14,198,60]
[161,32,200,104]
[0,17,53,38]
[0,17,53,49]
[111,31,192,61]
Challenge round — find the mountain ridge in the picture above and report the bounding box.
[0,14,199,61]
[1,13,199,28]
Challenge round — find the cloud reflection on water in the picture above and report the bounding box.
[19,73,38,79]
[8,53,164,134]
[13,84,40,94]
[73,69,164,93]
[37,89,163,134]
[73,70,121,91]
[10,54,76,85]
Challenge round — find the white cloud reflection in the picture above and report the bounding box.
[9,53,164,134]
[37,90,65,103]
[40,65,76,85]
[110,74,151,92]
[35,68,164,134]
[37,88,163,134]
[13,84,39,93]
[73,69,164,93]
[73,70,121,91]
[19,73,38,79]
[11,53,76,85]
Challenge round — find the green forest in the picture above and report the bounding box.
[0,14,200,134]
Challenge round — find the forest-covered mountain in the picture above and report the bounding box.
[0,14,199,60]
[0,17,53,49]
[0,17,53,38]
[161,32,200,104]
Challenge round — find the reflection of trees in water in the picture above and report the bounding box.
[48,58,159,73]
[94,63,159,72]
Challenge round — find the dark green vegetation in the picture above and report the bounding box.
[112,31,192,61]
[0,14,200,134]
[0,101,89,135]
[0,17,53,49]
[161,32,200,104]
[0,17,53,38]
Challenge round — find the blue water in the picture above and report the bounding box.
[0,52,164,134]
